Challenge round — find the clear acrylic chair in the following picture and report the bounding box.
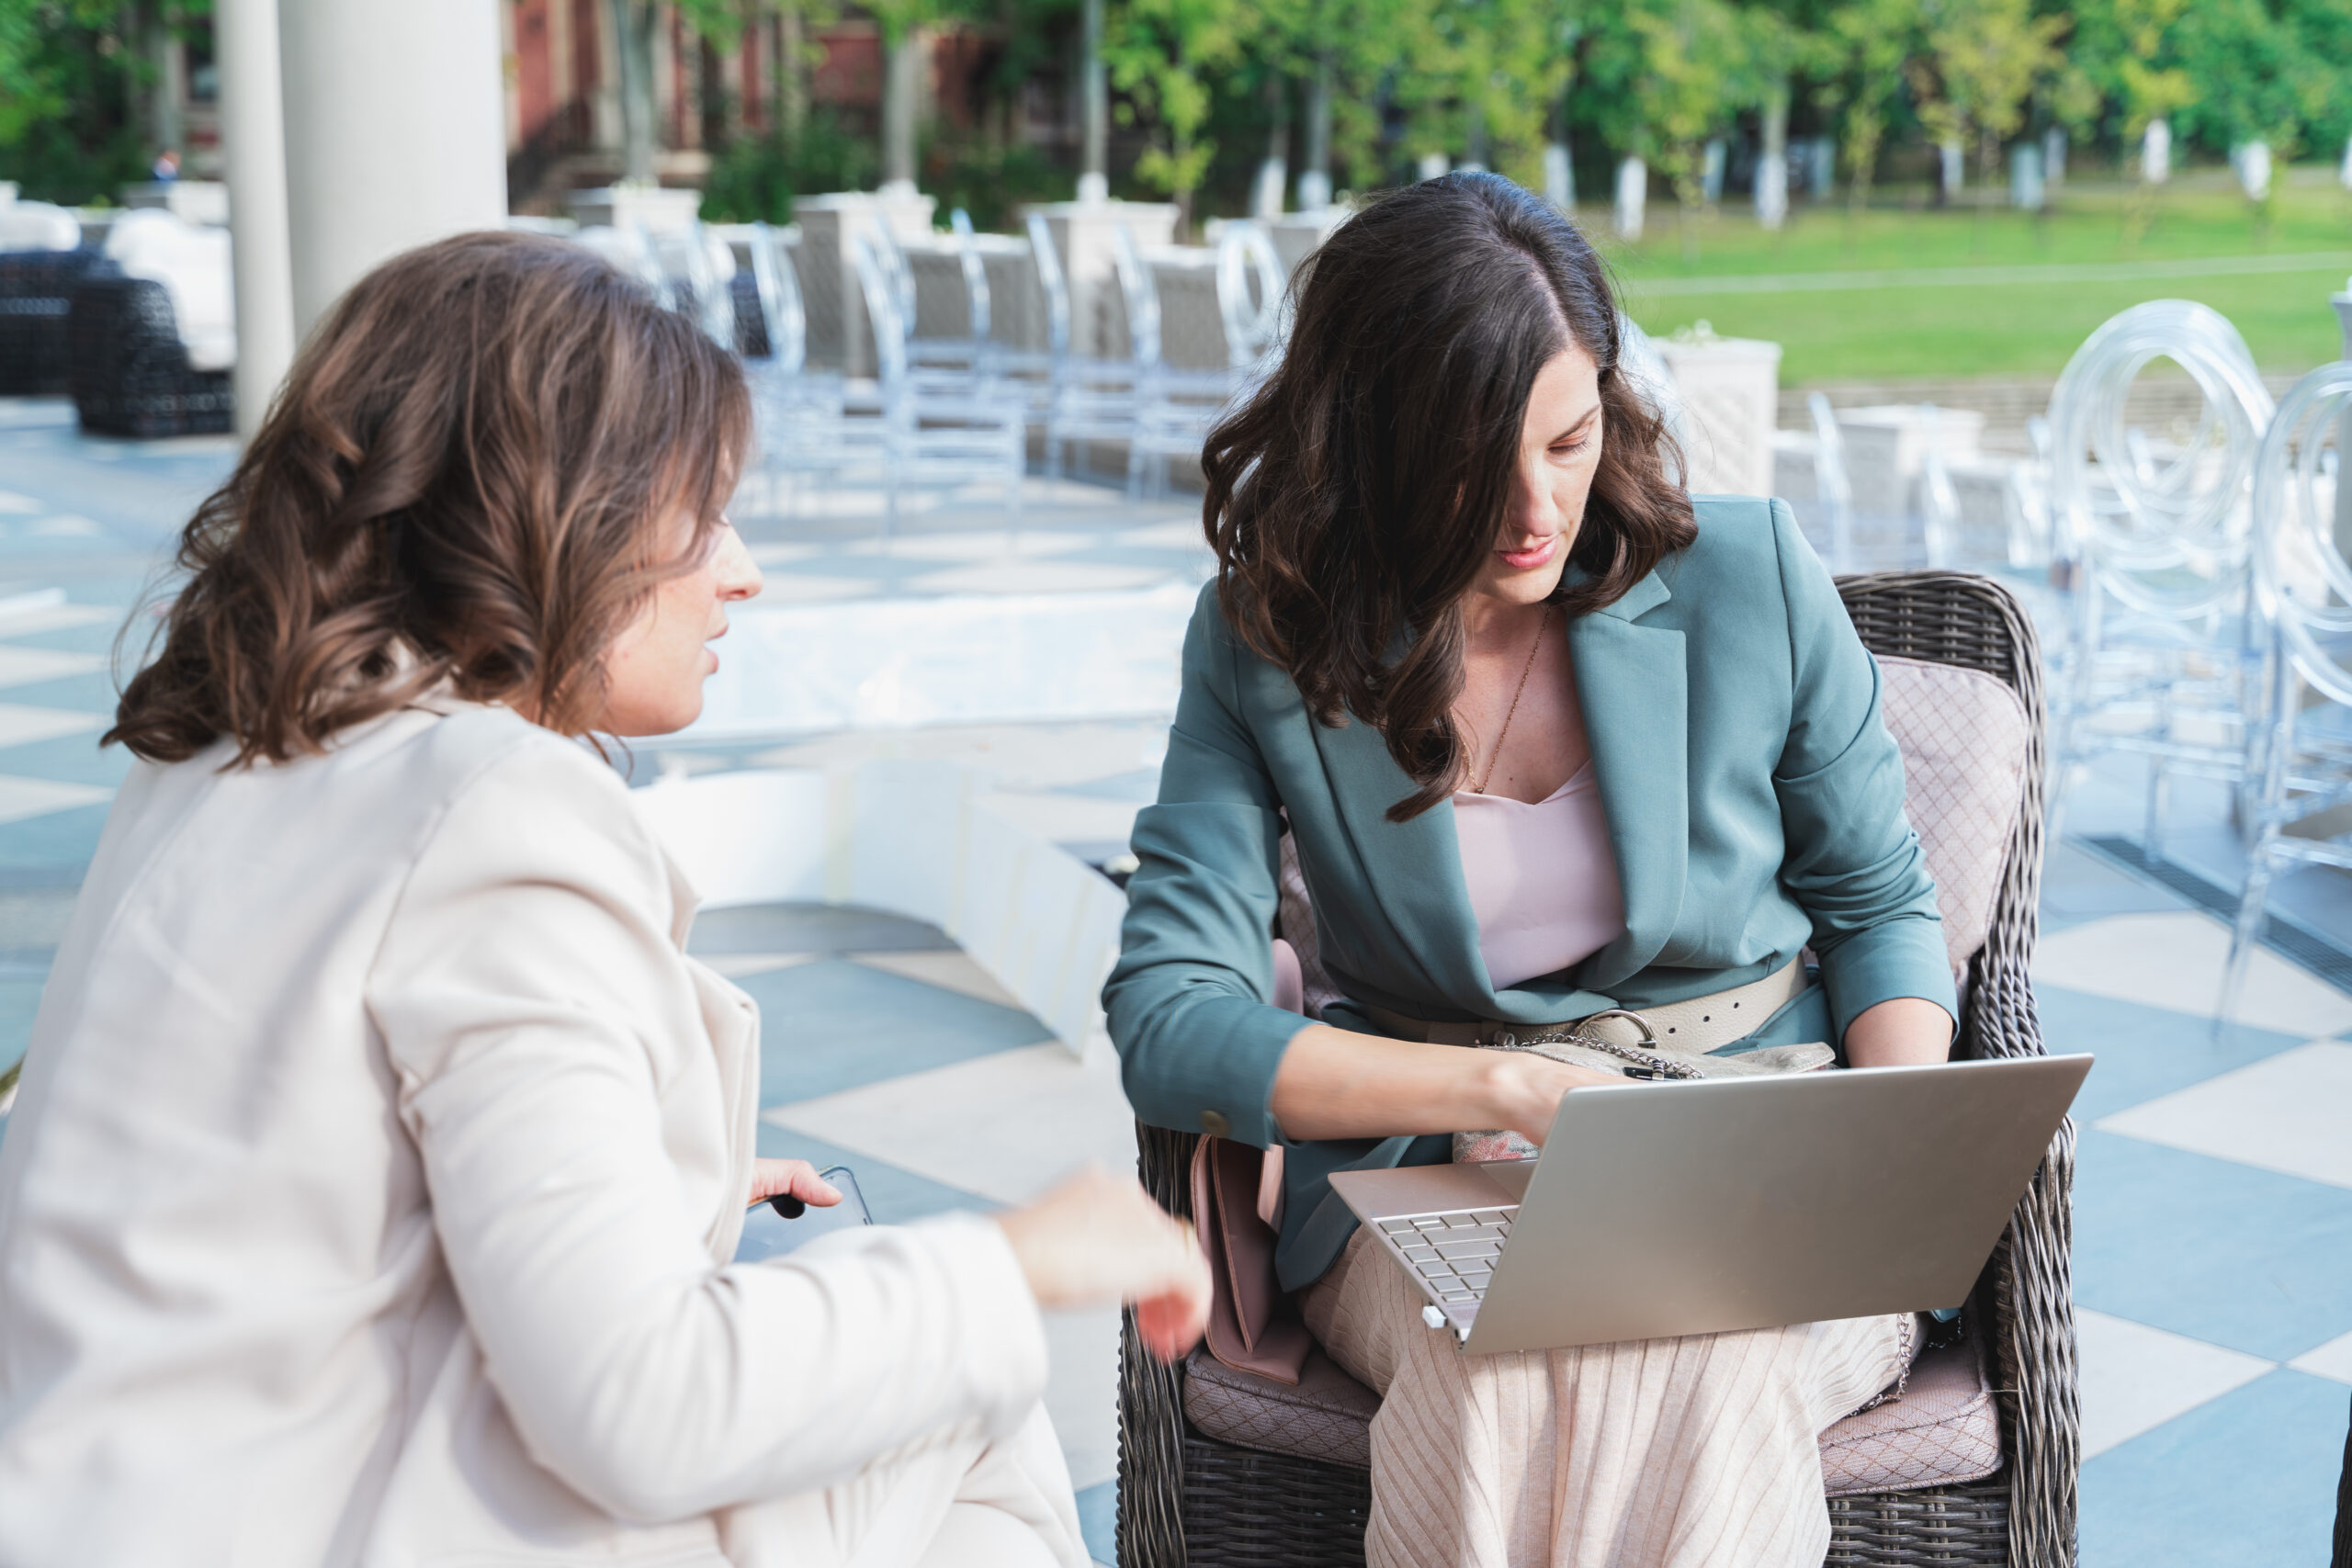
[2043,299,2277,852]
[1126,221,1287,499]
[1046,223,1159,485]
[849,231,1024,529]
[1806,392,1859,571]
[2221,359,2352,1023]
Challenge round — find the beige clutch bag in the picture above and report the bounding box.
[1453,1032,1835,1163]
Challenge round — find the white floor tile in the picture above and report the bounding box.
[1043,1306,1122,1493]
[2288,1329,2352,1385]
[0,604,118,637]
[749,721,1167,795]
[747,573,878,604]
[763,1041,1138,1208]
[0,646,106,689]
[849,950,1023,1010]
[0,775,112,825]
[0,704,104,749]
[2032,910,2352,1039]
[2098,1041,2352,1189]
[905,559,1173,596]
[2076,1307,2275,1459]
[699,952,820,980]
[837,532,1093,563]
[978,791,1143,848]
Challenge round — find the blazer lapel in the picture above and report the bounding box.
[1306,711,1493,1011]
[1566,568,1689,987]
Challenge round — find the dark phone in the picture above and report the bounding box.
[734,1166,872,1263]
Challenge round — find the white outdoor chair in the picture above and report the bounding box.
[1126,220,1287,499]
[849,231,1023,528]
[2044,299,2276,851]
[1045,223,1160,485]
[2222,359,2352,1023]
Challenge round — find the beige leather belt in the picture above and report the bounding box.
[1361,957,1808,1058]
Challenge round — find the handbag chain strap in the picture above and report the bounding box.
[1487,1009,1705,1082]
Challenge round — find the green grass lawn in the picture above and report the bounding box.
[1594,169,2352,383]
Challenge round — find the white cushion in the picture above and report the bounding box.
[103,209,235,371]
[0,201,82,252]
[1874,656,2031,975]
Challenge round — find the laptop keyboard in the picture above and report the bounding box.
[1375,1206,1519,1303]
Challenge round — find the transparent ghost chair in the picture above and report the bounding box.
[1045,223,1161,484]
[741,221,862,513]
[1126,220,1288,499]
[648,222,740,347]
[2043,299,2277,851]
[1805,391,1859,570]
[850,231,1025,529]
[2221,359,2352,1023]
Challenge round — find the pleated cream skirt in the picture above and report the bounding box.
[1301,1230,1917,1568]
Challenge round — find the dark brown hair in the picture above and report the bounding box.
[1203,172,1696,820]
[107,230,750,766]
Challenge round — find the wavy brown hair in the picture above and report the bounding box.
[1203,172,1696,820]
[107,230,750,766]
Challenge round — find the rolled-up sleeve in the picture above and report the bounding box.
[1767,502,1959,1041]
[368,740,1048,1524]
[1103,588,1306,1149]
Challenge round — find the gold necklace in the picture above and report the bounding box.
[1473,605,1551,796]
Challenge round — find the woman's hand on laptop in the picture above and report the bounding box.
[1482,1052,1624,1148]
[993,1165,1213,1361]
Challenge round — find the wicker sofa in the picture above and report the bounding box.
[1115,570,2077,1568]
[0,249,119,396]
[64,274,233,439]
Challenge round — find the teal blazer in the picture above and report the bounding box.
[1103,496,1957,1288]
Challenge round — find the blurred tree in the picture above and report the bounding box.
[1623,0,1753,253]
[1105,0,1245,234]
[0,0,187,204]
[1911,0,2065,199]
[1817,0,1917,214]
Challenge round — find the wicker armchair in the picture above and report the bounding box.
[64,275,233,439]
[1116,570,2075,1568]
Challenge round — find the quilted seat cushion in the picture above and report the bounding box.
[1873,656,2031,977]
[1182,1347,1382,1470]
[1182,1336,2002,1497]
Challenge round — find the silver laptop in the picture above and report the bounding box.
[1328,1055,2090,1355]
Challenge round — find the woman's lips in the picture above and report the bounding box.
[1499,535,1558,571]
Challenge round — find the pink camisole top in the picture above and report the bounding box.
[1451,761,1628,991]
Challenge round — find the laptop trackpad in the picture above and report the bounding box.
[1329,1158,1532,1222]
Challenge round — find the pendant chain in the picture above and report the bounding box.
[1472,605,1552,796]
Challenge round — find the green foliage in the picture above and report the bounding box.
[922,137,1068,229]
[1105,0,1247,220]
[0,0,170,205]
[1913,0,2067,186]
[699,114,879,222]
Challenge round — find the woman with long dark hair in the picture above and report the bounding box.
[0,231,1208,1567]
[1106,174,1955,1565]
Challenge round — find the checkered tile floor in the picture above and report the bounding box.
[2,395,2347,1564]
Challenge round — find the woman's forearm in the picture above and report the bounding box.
[1268,1022,1617,1145]
[1842,996,1954,1067]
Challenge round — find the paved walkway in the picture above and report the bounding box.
[1,395,2346,1562]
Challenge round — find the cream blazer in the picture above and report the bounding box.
[0,702,1049,1566]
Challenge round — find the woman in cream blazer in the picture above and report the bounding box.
[0,232,1206,1568]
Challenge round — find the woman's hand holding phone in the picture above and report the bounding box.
[748,1158,842,1213]
[992,1165,1212,1363]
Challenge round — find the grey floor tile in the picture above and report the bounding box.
[2073,1129,2352,1363]
[738,956,1052,1105]
[2080,1369,2347,1568]
[1074,1480,1116,1566]
[752,1124,995,1223]
[687,902,956,957]
[2038,984,2311,1122]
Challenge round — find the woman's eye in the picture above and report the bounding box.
[1552,438,1589,458]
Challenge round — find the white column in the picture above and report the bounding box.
[277,0,509,336]
[216,0,295,442]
